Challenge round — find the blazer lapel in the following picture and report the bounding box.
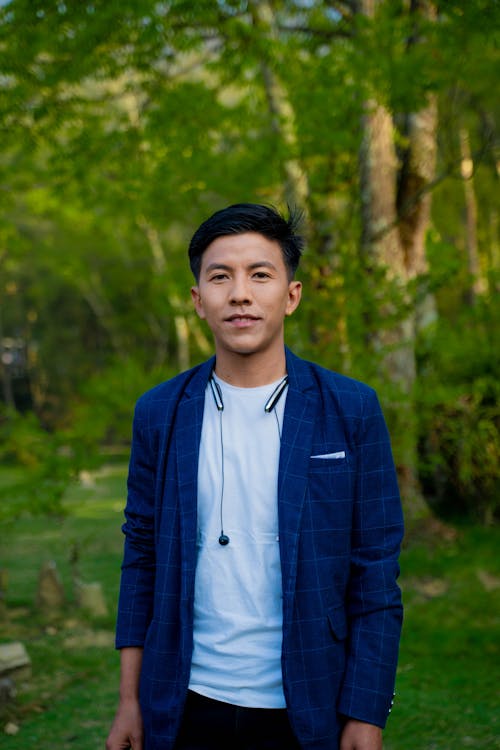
[175,358,214,596]
[279,350,318,610]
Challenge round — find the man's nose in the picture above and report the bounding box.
[229,275,252,304]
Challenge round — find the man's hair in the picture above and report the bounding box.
[188,203,304,281]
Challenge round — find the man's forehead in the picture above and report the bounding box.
[201,232,283,262]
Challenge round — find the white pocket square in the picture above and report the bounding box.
[310,451,346,459]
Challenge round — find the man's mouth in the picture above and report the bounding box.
[226,314,260,327]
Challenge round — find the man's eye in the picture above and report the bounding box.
[210,274,228,281]
[253,271,270,279]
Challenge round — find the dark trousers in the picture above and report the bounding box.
[174,690,301,750]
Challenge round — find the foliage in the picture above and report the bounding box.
[417,297,500,523]
[0,408,75,520]
[0,354,177,522]
[70,357,176,448]
[419,377,500,523]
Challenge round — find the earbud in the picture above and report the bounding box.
[218,534,230,546]
[209,377,224,411]
[264,376,289,412]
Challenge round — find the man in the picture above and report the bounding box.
[106,204,403,750]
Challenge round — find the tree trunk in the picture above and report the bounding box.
[138,216,211,371]
[459,127,486,302]
[359,99,426,519]
[357,0,438,521]
[0,302,17,411]
[248,0,310,211]
[79,273,128,356]
[398,98,439,332]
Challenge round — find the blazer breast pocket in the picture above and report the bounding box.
[307,451,354,512]
[308,450,350,474]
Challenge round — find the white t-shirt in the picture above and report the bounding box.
[189,374,287,708]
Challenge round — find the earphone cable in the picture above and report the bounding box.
[218,407,226,541]
[273,407,282,441]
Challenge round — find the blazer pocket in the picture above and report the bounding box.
[309,455,349,473]
[327,604,348,641]
[310,451,346,460]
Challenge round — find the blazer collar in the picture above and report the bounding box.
[183,356,215,401]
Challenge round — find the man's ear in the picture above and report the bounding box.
[285,280,302,317]
[191,286,206,319]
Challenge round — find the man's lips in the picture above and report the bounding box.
[225,314,261,328]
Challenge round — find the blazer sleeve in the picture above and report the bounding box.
[115,398,157,649]
[337,386,404,727]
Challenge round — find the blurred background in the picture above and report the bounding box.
[0,1,498,748]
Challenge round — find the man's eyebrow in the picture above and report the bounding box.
[248,261,277,271]
[204,263,232,273]
[204,260,278,273]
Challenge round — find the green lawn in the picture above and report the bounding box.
[1,466,125,749]
[385,524,500,749]
[1,467,499,749]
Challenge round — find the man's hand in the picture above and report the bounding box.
[105,697,143,750]
[340,719,383,750]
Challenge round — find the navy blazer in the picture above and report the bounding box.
[116,349,404,749]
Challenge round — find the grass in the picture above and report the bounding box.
[1,466,499,749]
[384,524,500,749]
[1,466,125,749]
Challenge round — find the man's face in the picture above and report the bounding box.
[191,232,302,361]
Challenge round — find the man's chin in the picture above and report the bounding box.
[216,334,283,359]
[220,342,265,357]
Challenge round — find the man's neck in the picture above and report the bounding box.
[214,349,287,388]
